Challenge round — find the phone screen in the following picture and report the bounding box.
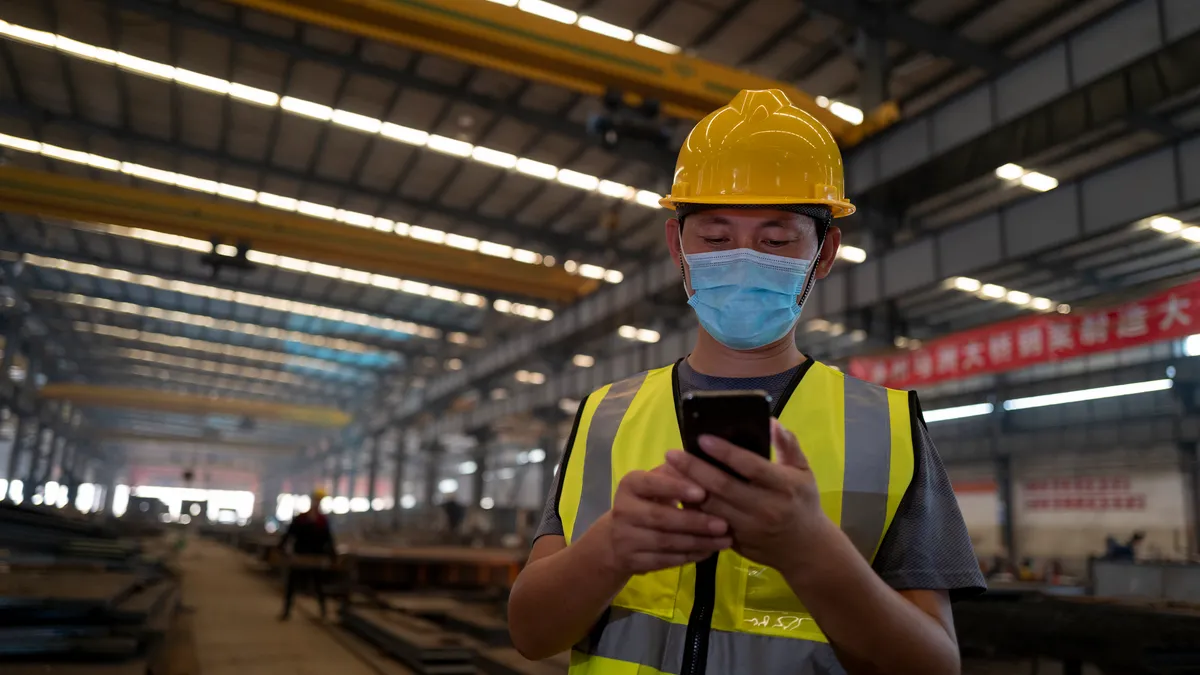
[681,390,772,480]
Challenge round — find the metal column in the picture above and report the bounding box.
[858,28,890,112]
[5,412,31,490]
[391,429,406,529]
[424,441,443,506]
[470,429,491,507]
[1182,441,1199,558]
[366,433,381,504]
[996,454,1016,562]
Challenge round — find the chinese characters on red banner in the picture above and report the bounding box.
[849,279,1198,388]
[1023,476,1146,512]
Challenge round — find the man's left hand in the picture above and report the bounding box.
[665,419,834,572]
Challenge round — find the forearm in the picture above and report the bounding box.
[782,522,960,675]
[508,520,630,660]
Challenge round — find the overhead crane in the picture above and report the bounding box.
[220,0,898,146]
[0,166,594,304]
[38,383,352,426]
[91,431,299,455]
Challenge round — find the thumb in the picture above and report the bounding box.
[771,419,809,469]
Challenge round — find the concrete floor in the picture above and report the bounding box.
[179,538,381,675]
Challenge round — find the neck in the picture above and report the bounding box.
[687,329,806,378]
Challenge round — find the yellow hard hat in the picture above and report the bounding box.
[660,89,854,218]
[311,488,328,502]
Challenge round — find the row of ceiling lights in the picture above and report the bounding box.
[121,363,293,398]
[40,290,396,361]
[924,377,1178,423]
[1147,215,1200,242]
[994,163,1059,192]
[949,276,1068,314]
[25,253,451,342]
[0,20,871,276]
[73,322,370,380]
[483,1,867,126]
[0,20,635,274]
[0,130,612,306]
[89,224,552,322]
[111,347,336,391]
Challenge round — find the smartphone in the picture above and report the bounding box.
[680,390,772,480]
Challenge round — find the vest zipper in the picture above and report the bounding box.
[672,358,811,675]
[680,553,717,675]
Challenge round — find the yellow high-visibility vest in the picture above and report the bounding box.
[558,360,915,674]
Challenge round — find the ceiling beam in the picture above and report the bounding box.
[92,431,298,456]
[0,216,483,341]
[0,165,592,303]
[39,382,352,426]
[0,100,629,265]
[799,0,1009,74]
[113,0,678,172]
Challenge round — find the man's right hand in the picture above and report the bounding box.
[601,464,731,575]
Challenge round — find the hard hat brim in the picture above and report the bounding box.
[660,195,855,218]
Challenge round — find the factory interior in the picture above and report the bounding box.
[0,0,1199,673]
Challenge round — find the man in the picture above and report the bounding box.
[507,89,985,675]
[277,488,336,620]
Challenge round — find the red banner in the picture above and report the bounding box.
[849,278,1198,388]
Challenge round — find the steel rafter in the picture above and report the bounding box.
[112,0,677,171]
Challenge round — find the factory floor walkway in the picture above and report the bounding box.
[178,538,386,675]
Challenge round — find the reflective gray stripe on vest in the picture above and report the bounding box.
[573,371,648,540]
[841,376,893,560]
[579,608,843,675]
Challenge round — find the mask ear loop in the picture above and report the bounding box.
[677,208,830,305]
[796,214,831,309]
[676,216,690,298]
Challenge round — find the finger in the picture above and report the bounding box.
[628,551,717,573]
[771,419,809,469]
[664,449,760,505]
[650,460,689,482]
[624,470,706,504]
[627,528,732,554]
[691,493,748,527]
[624,500,728,535]
[696,435,791,492]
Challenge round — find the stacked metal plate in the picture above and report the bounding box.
[476,648,570,675]
[0,502,143,569]
[0,503,180,664]
[0,570,179,660]
[340,605,478,674]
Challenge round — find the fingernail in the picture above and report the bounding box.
[698,435,715,450]
[687,487,704,501]
[708,519,726,534]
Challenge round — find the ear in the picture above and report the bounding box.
[665,217,683,263]
[813,225,842,279]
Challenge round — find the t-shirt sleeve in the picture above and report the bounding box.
[533,464,566,541]
[871,391,987,601]
[532,394,589,543]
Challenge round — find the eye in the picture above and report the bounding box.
[764,239,791,248]
[702,237,729,245]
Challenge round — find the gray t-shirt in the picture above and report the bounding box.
[535,359,987,599]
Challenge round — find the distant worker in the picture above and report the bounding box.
[441,494,465,536]
[508,89,986,674]
[1104,531,1145,561]
[277,488,336,621]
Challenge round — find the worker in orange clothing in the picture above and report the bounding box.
[277,488,337,620]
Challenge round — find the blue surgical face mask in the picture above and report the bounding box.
[683,246,812,351]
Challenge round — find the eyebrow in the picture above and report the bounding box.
[693,217,795,228]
